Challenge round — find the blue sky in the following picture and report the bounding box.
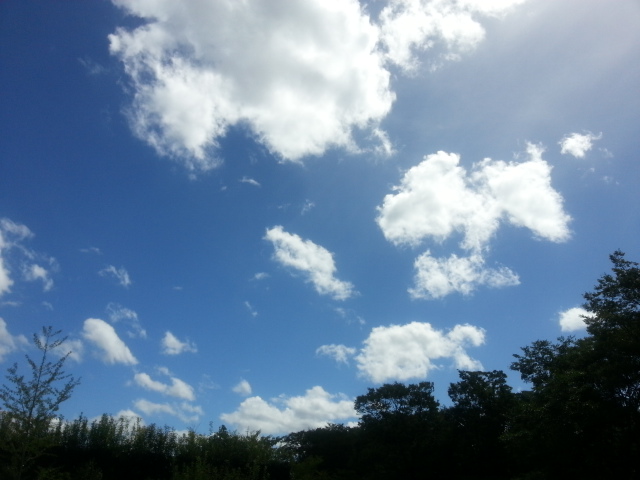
[1,0,639,435]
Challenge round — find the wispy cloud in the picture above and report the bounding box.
[240,176,261,187]
[0,318,28,362]
[0,218,57,296]
[265,226,356,300]
[133,398,203,424]
[99,265,132,288]
[107,303,147,338]
[316,344,357,365]
[161,331,197,355]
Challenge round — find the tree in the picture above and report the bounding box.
[0,326,80,480]
[508,251,640,478]
[446,371,515,478]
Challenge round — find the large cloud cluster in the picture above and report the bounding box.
[377,145,571,298]
[108,0,525,170]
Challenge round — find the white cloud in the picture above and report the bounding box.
[82,318,138,365]
[355,321,485,383]
[559,131,602,158]
[316,344,357,365]
[220,386,356,435]
[559,307,590,332]
[0,218,56,296]
[265,226,355,300]
[410,252,519,299]
[133,372,196,401]
[244,301,258,317]
[133,398,203,424]
[107,303,147,338]
[99,265,132,288]
[52,338,84,363]
[0,318,28,362]
[161,331,197,355]
[232,379,253,397]
[379,0,527,71]
[109,0,394,171]
[240,177,261,187]
[377,146,570,297]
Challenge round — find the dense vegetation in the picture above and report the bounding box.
[1,251,638,479]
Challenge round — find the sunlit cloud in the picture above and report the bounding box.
[82,318,138,365]
[133,372,196,401]
[356,321,486,383]
[265,226,356,300]
[161,331,197,355]
[558,306,590,332]
[377,145,570,298]
[221,386,356,435]
[559,131,602,158]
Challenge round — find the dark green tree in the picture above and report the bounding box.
[0,326,80,480]
[509,251,640,478]
[446,370,515,478]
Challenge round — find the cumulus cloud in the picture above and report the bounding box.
[316,344,357,364]
[265,226,356,300]
[377,146,570,297]
[161,331,197,355]
[220,386,356,435]
[82,318,138,365]
[0,218,56,296]
[0,318,28,362]
[99,265,132,288]
[559,307,590,332]
[109,0,394,171]
[379,0,527,71]
[355,321,485,383]
[133,372,196,401]
[559,131,602,158]
[410,252,519,299]
[232,379,253,397]
[107,303,147,338]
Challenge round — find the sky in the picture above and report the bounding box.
[1,0,639,435]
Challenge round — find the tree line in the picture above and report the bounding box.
[1,251,638,479]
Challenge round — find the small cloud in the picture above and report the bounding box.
[78,56,108,76]
[252,272,269,281]
[161,331,197,355]
[316,344,356,365]
[265,226,356,301]
[558,307,590,332]
[133,372,196,401]
[301,200,315,215]
[133,398,203,423]
[559,131,602,158]
[99,265,132,288]
[240,176,261,187]
[23,264,54,291]
[0,318,28,362]
[82,318,138,365]
[80,247,102,255]
[244,301,258,317]
[232,379,252,396]
[106,303,147,338]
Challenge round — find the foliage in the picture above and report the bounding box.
[0,326,80,480]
